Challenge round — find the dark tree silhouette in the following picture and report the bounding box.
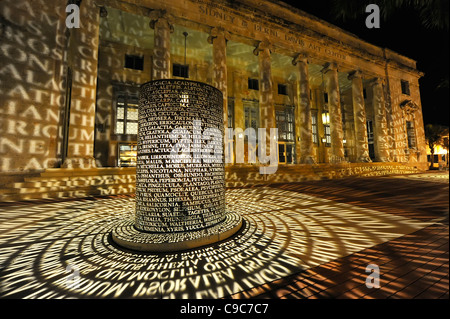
[425,124,448,169]
[331,0,449,31]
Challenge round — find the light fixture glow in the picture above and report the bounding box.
[322,112,330,125]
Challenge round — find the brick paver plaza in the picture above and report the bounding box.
[0,172,448,299]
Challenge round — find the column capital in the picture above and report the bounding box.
[321,62,338,74]
[207,27,231,44]
[348,70,363,80]
[292,53,308,66]
[253,40,272,56]
[369,77,385,86]
[149,9,174,32]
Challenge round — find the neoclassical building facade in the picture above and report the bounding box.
[0,0,428,196]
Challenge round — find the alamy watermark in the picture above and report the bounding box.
[168,120,279,174]
[66,4,80,29]
[366,4,381,29]
[65,264,80,289]
[365,264,381,289]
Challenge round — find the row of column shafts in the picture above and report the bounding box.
[151,10,391,164]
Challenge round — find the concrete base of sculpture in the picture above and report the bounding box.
[112,212,242,252]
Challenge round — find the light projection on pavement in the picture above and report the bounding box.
[0,188,432,298]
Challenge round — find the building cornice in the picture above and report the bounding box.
[101,0,422,76]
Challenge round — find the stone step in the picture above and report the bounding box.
[0,182,136,195]
[14,177,136,188]
[225,163,422,187]
[0,168,137,201]
[0,184,136,202]
[38,168,136,178]
[24,172,136,181]
[0,164,423,201]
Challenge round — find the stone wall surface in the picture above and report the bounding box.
[0,0,427,182]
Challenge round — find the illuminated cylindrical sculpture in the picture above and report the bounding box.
[112,79,242,252]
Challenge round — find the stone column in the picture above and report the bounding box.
[253,40,276,153]
[233,71,245,130]
[149,10,173,80]
[208,27,231,155]
[322,62,346,163]
[348,70,371,162]
[62,0,100,168]
[293,53,315,164]
[370,77,391,162]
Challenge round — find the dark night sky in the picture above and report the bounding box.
[280,0,449,127]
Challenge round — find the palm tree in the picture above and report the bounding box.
[425,124,448,169]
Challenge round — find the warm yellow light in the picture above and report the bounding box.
[427,144,449,155]
[180,93,189,107]
[322,112,330,125]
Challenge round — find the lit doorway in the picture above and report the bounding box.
[367,120,375,160]
[278,142,295,164]
[276,106,295,164]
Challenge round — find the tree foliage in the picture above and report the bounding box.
[425,124,449,167]
[331,0,449,31]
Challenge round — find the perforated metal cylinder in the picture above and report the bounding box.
[135,79,225,233]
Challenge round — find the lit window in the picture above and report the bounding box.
[321,111,330,125]
[312,112,318,144]
[118,143,137,167]
[367,120,374,142]
[406,121,416,148]
[276,107,294,141]
[244,102,259,141]
[116,94,139,135]
[367,120,375,160]
[322,111,331,147]
[324,125,331,147]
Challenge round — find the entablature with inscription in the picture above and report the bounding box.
[101,0,420,78]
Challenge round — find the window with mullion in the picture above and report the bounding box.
[401,80,410,96]
[312,112,318,144]
[244,102,259,141]
[324,124,331,147]
[406,121,416,149]
[227,99,234,129]
[276,107,294,142]
[115,94,139,135]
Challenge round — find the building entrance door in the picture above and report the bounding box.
[367,120,375,160]
[278,142,295,164]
